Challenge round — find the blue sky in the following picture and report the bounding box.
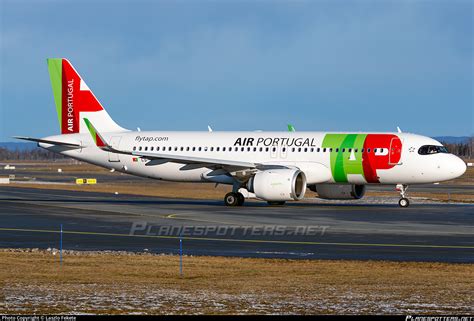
[0,0,472,141]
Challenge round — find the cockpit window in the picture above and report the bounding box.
[418,145,449,155]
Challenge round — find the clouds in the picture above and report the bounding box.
[0,0,472,139]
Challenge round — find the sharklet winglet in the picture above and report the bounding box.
[83,118,108,150]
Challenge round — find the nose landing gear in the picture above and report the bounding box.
[396,184,410,207]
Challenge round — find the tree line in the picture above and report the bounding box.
[0,147,66,161]
[440,139,473,158]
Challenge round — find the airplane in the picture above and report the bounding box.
[15,58,467,207]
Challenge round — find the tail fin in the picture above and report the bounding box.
[47,58,126,135]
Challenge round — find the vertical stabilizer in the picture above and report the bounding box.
[47,58,126,134]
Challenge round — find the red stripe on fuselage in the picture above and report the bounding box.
[362,134,402,183]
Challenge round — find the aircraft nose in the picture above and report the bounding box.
[448,155,467,179]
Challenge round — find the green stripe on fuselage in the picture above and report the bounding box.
[322,134,367,182]
[322,134,347,182]
[47,58,63,131]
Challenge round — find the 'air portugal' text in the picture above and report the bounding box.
[67,79,74,132]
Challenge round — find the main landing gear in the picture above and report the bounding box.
[224,192,245,207]
[396,184,410,208]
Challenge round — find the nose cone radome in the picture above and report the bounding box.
[448,155,467,180]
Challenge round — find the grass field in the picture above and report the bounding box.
[0,249,473,314]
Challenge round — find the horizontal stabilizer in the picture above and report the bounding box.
[13,136,81,147]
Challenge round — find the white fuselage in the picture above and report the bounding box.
[40,131,467,186]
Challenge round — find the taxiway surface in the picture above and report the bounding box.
[0,186,473,262]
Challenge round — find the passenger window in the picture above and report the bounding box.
[374,148,377,153]
[367,148,371,153]
[283,147,287,152]
[150,147,154,151]
[133,146,136,151]
[222,147,226,152]
[247,147,251,152]
[265,147,269,152]
[198,147,202,151]
[304,148,308,152]
[253,147,257,152]
[292,147,295,152]
[354,148,358,153]
[329,148,333,152]
[323,148,326,152]
[204,147,208,152]
[186,147,190,151]
[317,148,320,152]
[336,148,339,153]
[139,146,142,151]
[259,147,263,152]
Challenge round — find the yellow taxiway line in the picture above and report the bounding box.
[0,227,473,249]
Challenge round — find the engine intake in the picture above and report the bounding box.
[310,184,366,200]
[248,169,306,201]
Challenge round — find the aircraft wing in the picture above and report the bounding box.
[13,136,81,147]
[132,151,257,169]
[84,118,257,169]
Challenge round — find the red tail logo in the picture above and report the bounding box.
[61,60,103,134]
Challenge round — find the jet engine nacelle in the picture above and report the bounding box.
[248,169,307,201]
[310,184,366,200]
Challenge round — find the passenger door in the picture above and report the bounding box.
[108,136,121,162]
[389,137,403,165]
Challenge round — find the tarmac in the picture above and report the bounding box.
[0,186,473,262]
